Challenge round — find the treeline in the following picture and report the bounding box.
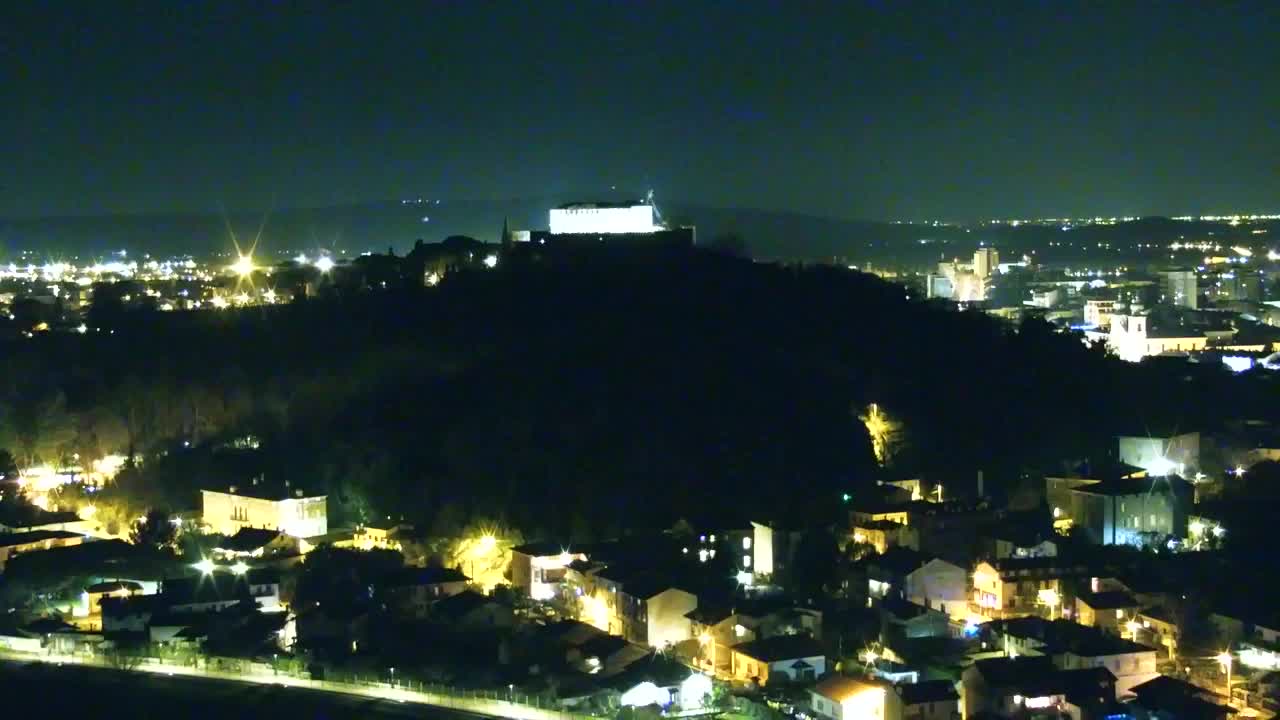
[1,248,1273,538]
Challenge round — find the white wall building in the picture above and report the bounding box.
[549,203,660,235]
[1106,314,1207,362]
[201,484,327,538]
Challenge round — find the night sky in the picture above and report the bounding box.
[4,2,1278,221]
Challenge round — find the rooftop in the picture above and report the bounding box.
[204,482,323,502]
[0,529,81,547]
[972,656,1115,697]
[898,679,959,705]
[984,617,1155,656]
[731,634,824,662]
[216,527,284,553]
[381,566,469,587]
[85,580,142,594]
[813,675,885,703]
[1077,590,1139,610]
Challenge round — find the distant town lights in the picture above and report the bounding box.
[231,255,256,277]
[314,256,335,273]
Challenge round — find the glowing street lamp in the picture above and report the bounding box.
[314,256,335,273]
[231,561,249,575]
[193,558,216,575]
[231,255,256,278]
[1217,651,1234,704]
[1125,619,1142,640]
[1038,588,1061,620]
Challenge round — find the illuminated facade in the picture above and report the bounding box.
[1106,314,1208,362]
[549,203,660,235]
[201,484,327,538]
[510,542,588,601]
[810,675,896,720]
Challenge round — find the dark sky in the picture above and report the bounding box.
[3,1,1278,221]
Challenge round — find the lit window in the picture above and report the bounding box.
[1116,609,1125,619]
[742,537,752,550]
[742,555,751,568]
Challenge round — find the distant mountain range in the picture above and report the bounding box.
[0,202,1267,265]
[0,201,924,262]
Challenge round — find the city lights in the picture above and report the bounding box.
[193,558,217,575]
[231,561,250,575]
[231,254,256,277]
[314,255,335,273]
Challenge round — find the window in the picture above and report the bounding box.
[743,555,751,568]
[743,537,752,550]
[1150,514,1157,526]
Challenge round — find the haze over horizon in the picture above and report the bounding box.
[4,2,1279,224]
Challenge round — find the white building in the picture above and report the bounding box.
[549,202,661,235]
[1117,432,1199,476]
[973,248,999,279]
[1083,299,1116,329]
[201,482,327,538]
[1106,314,1207,362]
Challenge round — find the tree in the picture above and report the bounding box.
[0,449,16,478]
[129,508,178,553]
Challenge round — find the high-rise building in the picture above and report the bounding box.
[973,247,999,279]
[1162,270,1198,309]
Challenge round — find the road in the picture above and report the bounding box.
[0,658,489,719]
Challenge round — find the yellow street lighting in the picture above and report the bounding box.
[314,256,335,273]
[231,255,256,277]
[231,561,249,575]
[1217,651,1234,704]
[193,559,216,575]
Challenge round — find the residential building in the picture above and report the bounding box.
[1075,590,1141,636]
[1084,299,1117,329]
[1128,675,1235,720]
[728,634,826,685]
[971,557,1095,618]
[428,589,514,630]
[1162,269,1198,309]
[213,527,299,559]
[1056,475,1190,546]
[349,523,407,552]
[0,529,84,571]
[961,657,1119,720]
[510,541,587,601]
[570,563,697,649]
[983,617,1159,696]
[1135,606,1180,659]
[379,567,469,618]
[898,680,959,720]
[810,675,898,720]
[853,520,919,554]
[861,547,966,618]
[974,248,999,280]
[1117,432,1201,476]
[880,596,951,639]
[201,481,326,538]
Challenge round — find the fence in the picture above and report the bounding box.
[0,646,602,720]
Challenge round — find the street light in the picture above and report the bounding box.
[699,631,716,672]
[193,558,216,575]
[231,255,255,278]
[1125,619,1142,641]
[389,666,396,687]
[1038,588,1061,620]
[1217,651,1233,705]
[231,561,249,575]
